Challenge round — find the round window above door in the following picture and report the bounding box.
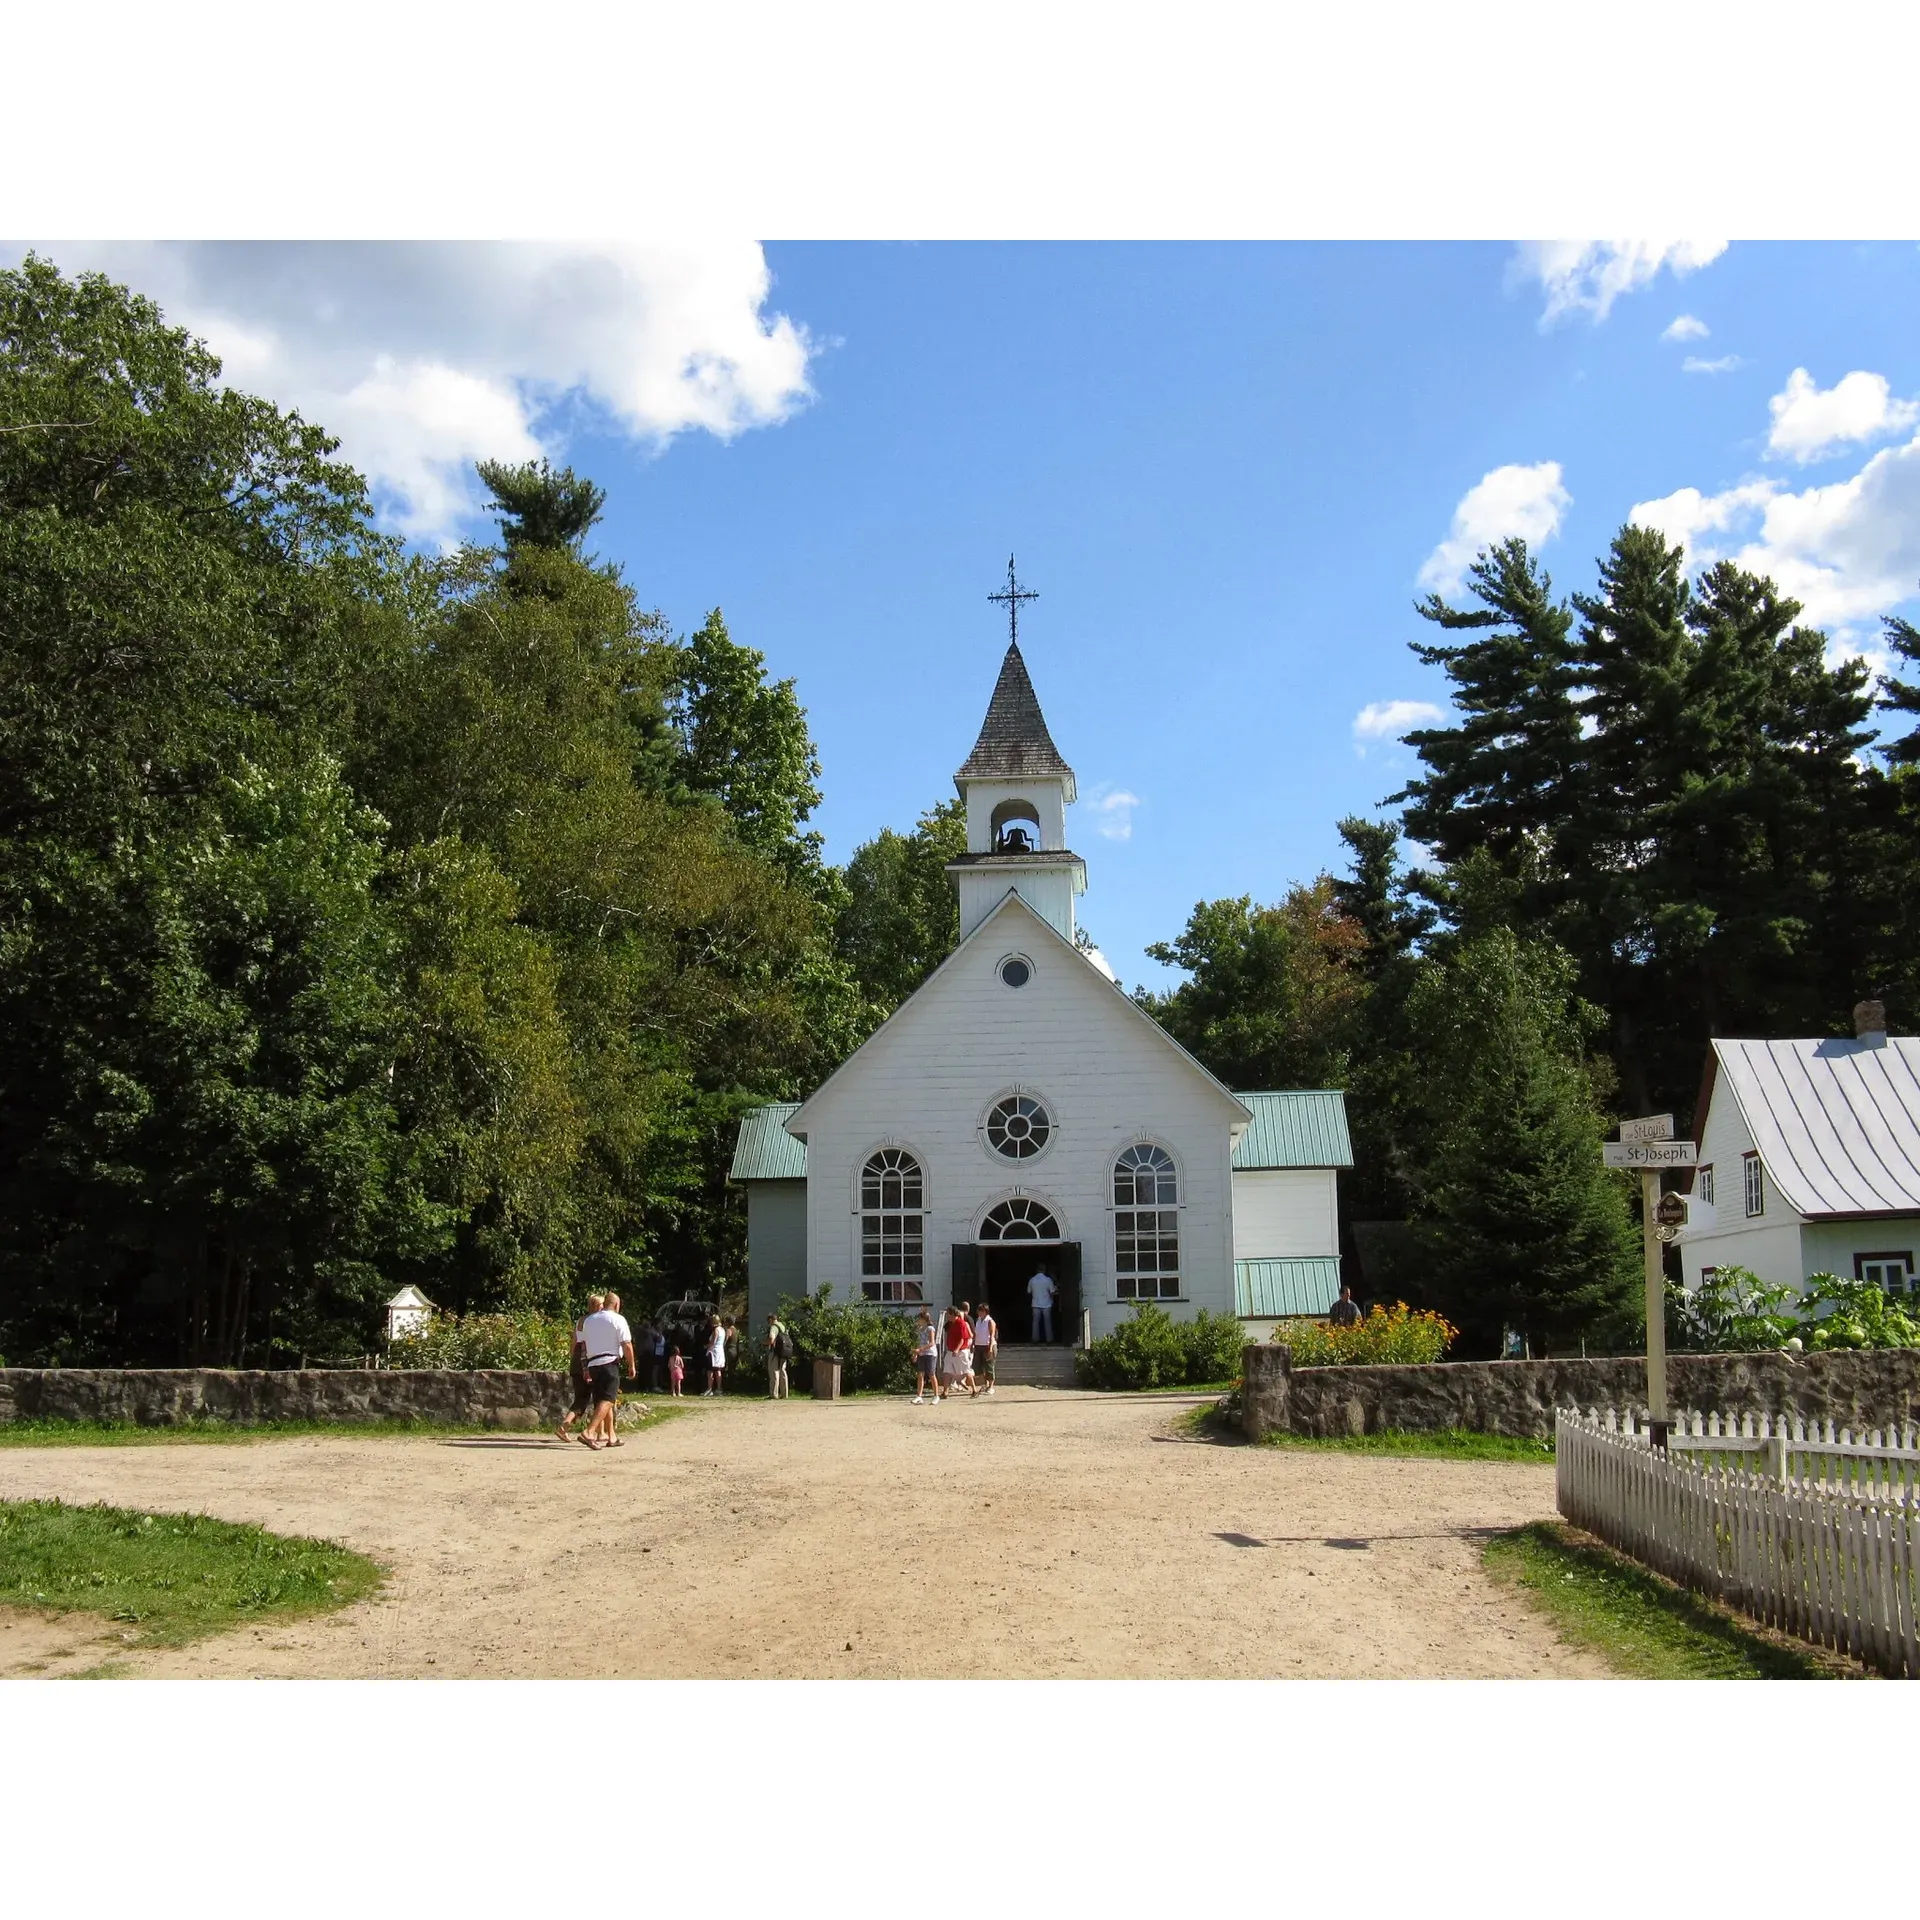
[984,1094,1052,1160]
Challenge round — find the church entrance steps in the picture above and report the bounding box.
[991,1344,1080,1388]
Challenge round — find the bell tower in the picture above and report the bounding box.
[946,559,1086,943]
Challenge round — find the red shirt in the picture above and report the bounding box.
[945,1315,971,1351]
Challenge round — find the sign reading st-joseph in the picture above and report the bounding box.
[1602,1139,1698,1169]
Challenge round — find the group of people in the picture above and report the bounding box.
[910,1301,998,1403]
[554,1267,1062,1442]
[555,1296,743,1447]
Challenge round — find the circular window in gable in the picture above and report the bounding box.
[985,1093,1052,1159]
[999,955,1032,989]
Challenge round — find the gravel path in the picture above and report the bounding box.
[0,1391,1604,1678]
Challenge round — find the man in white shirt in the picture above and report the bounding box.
[580,1292,635,1449]
[554,1292,605,1445]
[1028,1265,1056,1344]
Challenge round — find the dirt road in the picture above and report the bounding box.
[0,1391,1603,1678]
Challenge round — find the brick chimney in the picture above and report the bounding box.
[1854,998,1888,1048]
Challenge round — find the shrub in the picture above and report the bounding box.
[1666,1265,1795,1353]
[1270,1302,1456,1367]
[1076,1303,1249,1390]
[388,1310,573,1370]
[1795,1272,1920,1350]
[773,1288,919,1393]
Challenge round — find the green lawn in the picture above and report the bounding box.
[0,1402,688,1447]
[0,1498,383,1649]
[1484,1521,1855,1679]
[1173,1402,1556,1461]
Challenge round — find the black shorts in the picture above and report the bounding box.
[569,1374,594,1416]
[915,1353,936,1379]
[588,1361,622,1405]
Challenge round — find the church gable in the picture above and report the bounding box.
[787,889,1248,1142]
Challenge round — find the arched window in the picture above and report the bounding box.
[985,1094,1052,1160]
[1113,1144,1180,1300]
[860,1148,924,1302]
[978,1196,1061,1240]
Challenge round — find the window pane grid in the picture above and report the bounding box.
[860,1149,925,1279]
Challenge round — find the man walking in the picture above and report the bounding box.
[765,1310,792,1399]
[972,1300,998,1396]
[1028,1262,1056,1344]
[555,1293,604,1444]
[579,1291,635,1449]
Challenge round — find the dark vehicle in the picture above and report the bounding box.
[651,1296,717,1370]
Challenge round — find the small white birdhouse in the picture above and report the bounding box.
[384,1285,436,1343]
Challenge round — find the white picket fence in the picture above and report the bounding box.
[1555,1406,1920,1677]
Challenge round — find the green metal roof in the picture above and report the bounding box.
[1230,1091,1353,1169]
[1235,1256,1342,1317]
[729,1103,806,1181]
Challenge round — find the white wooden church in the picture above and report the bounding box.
[731,603,1351,1355]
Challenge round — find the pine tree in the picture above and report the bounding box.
[1404,931,1638,1355]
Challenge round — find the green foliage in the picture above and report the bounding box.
[1076,1303,1249,1389]
[0,254,868,1365]
[1402,930,1640,1355]
[387,1309,575,1370]
[1666,1265,1797,1353]
[1794,1272,1920,1350]
[1252,1423,1554,1462]
[1667,1267,1920,1353]
[773,1287,919,1393]
[1138,878,1366,1092]
[0,1497,382,1647]
[1395,525,1885,1120]
[1268,1302,1457,1366]
[475,457,606,555]
[835,798,966,1008]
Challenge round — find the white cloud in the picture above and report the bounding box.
[1765,367,1918,464]
[1683,354,1742,375]
[1663,314,1710,342]
[1514,241,1727,324]
[1418,461,1571,595]
[1081,786,1141,842]
[1353,699,1447,756]
[1631,433,1920,631]
[7,241,816,544]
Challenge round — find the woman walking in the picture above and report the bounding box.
[911,1308,939,1404]
[703,1315,728,1396]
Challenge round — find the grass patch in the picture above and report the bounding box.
[1171,1403,1555,1461]
[0,1498,383,1649]
[0,1402,689,1447]
[1484,1520,1855,1680]
[1261,1425,1556,1463]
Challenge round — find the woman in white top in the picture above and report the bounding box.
[704,1317,728,1396]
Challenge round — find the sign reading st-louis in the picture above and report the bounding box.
[1602,1139,1698,1169]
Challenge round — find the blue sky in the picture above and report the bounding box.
[17,240,1920,987]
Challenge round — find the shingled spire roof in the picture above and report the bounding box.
[954,641,1077,796]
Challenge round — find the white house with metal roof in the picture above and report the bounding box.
[730,630,1352,1350]
[1678,1004,1920,1301]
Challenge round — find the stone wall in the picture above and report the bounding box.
[1239,1343,1920,1442]
[0,1368,571,1429]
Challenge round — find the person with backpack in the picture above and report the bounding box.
[765,1311,793,1399]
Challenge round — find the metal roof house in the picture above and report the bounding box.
[1678,1002,1920,1302]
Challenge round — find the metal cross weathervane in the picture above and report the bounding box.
[988,554,1039,647]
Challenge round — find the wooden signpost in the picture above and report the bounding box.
[1607,1114,1698,1448]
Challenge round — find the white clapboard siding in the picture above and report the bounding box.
[1230,1168,1337,1260]
[1557,1407,1920,1677]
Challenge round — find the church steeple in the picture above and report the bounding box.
[954,640,1077,797]
[946,583,1086,944]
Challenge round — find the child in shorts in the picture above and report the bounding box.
[667,1343,685,1396]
